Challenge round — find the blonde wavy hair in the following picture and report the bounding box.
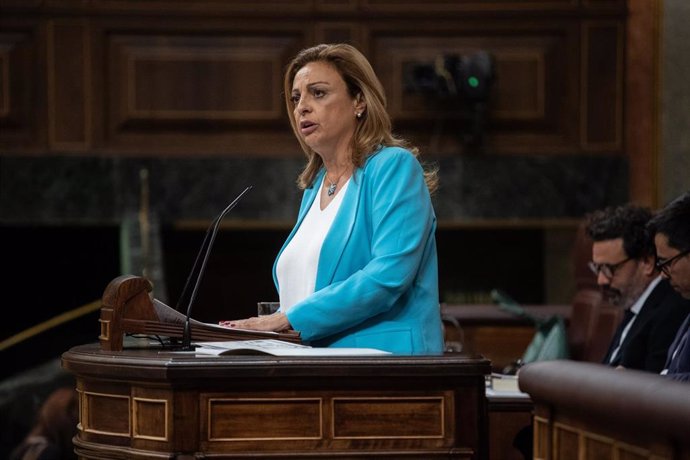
[283,43,438,193]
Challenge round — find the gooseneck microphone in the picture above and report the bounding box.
[177,185,253,351]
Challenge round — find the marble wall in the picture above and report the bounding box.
[0,154,627,225]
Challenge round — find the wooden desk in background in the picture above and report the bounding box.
[486,390,533,460]
[520,360,690,459]
[62,344,492,459]
[442,304,571,372]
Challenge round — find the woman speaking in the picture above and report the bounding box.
[223,43,444,355]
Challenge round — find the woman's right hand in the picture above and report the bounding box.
[218,312,291,332]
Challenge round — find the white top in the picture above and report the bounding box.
[608,275,662,363]
[275,176,350,312]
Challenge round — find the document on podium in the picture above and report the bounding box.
[194,339,391,356]
[485,373,530,398]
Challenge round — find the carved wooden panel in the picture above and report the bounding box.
[584,0,626,8]
[314,21,362,46]
[626,0,660,206]
[361,0,581,13]
[199,390,454,452]
[0,22,45,150]
[554,422,580,460]
[101,30,304,154]
[82,390,131,436]
[331,396,445,438]
[90,0,313,14]
[48,19,90,150]
[550,421,671,460]
[207,397,322,440]
[533,415,549,459]
[371,23,580,154]
[132,397,168,440]
[0,41,7,117]
[581,21,623,150]
[0,1,640,197]
[317,0,359,11]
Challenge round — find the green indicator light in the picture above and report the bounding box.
[468,76,479,88]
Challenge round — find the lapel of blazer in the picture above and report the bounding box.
[297,175,321,227]
[314,165,365,291]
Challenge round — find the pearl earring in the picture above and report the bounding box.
[356,112,362,119]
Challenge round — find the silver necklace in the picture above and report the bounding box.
[327,180,338,196]
[326,170,347,196]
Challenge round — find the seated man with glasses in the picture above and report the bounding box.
[586,204,689,373]
[648,190,690,381]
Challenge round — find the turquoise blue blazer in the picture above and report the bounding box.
[273,146,444,355]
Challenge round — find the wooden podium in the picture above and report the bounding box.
[62,344,491,459]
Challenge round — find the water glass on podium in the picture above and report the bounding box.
[257,302,280,316]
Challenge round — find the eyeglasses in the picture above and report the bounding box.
[655,248,690,276]
[588,257,632,278]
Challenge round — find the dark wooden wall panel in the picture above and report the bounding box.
[626,0,660,207]
[371,22,580,155]
[110,36,288,121]
[493,54,544,120]
[582,22,623,150]
[317,0,359,13]
[0,0,654,202]
[96,26,305,155]
[584,0,626,8]
[314,22,361,45]
[0,22,46,151]
[361,0,580,13]
[89,0,313,14]
[48,20,90,149]
[0,45,7,117]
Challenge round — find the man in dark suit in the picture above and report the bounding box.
[586,204,689,373]
[648,191,690,382]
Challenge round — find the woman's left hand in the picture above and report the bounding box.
[219,312,291,332]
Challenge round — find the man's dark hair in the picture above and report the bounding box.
[647,191,690,252]
[585,204,654,259]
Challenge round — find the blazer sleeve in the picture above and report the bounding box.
[642,294,690,372]
[286,149,436,342]
[665,346,690,382]
[663,315,690,382]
